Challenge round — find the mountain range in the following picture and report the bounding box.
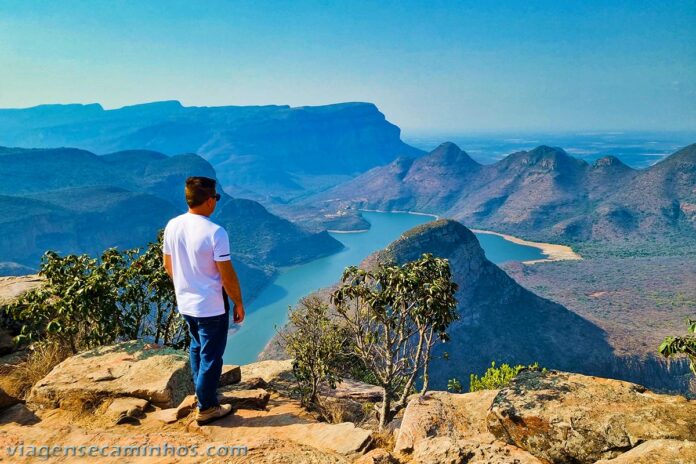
[0,101,423,201]
[0,146,342,300]
[302,142,696,250]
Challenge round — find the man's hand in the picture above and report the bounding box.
[233,302,245,324]
[215,259,245,324]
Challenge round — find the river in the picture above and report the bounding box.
[223,211,545,364]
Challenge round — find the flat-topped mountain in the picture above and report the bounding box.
[0,146,343,299]
[0,101,424,200]
[304,142,696,248]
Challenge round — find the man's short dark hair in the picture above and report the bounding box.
[185,176,217,207]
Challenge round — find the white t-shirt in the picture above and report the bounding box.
[162,212,231,318]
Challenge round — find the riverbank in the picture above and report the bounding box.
[471,229,582,264]
[358,209,581,264]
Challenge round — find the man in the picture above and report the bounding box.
[162,176,245,425]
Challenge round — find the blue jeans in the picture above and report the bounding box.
[183,302,229,410]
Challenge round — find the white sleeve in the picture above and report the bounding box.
[213,227,231,262]
[162,222,172,255]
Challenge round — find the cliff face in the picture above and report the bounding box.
[0,101,424,201]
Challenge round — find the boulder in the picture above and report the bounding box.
[281,422,372,457]
[594,439,696,463]
[487,369,696,464]
[411,436,473,464]
[240,359,294,383]
[0,274,44,306]
[104,397,149,424]
[217,388,270,410]
[221,376,267,391]
[27,340,192,411]
[320,378,383,402]
[394,389,498,454]
[219,364,241,386]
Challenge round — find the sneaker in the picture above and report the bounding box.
[195,404,233,425]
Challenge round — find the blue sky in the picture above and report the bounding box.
[0,0,694,132]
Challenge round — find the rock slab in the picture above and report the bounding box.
[27,340,193,410]
[394,390,498,453]
[219,364,241,386]
[217,388,270,410]
[595,439,696,463]
[487,369,696,464]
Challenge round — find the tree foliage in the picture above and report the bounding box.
[329,253,458,429]
[659,318,696,375]
[469,361,545,392]
[280,296,347,409]
[4,230,188,354]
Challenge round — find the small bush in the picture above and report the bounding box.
[469,361,545,392]
[659,318,696,375]
[4,230,187,354]
[279,296,347,409]
[1,341,71,399]
[447,378,463,393]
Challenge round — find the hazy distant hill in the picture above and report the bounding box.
[0,101,423,201]
[304,142,696,250]
[0,146,343,299]
[263,219,692,394]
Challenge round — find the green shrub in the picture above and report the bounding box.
[4,230,187,354]
[447,378,463,393]
[469,361,545,392]
[659,318,696,375]
[280,295,347,409]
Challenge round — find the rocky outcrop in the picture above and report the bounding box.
[5,338,696,463]
[0,274,44,306]
[392,371,696,464]
[27,341,193,410]
[394,390,497,453]
[487,369,696,463]
[394,389,542,463]
[594,439,696,463]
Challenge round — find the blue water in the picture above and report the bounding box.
[223,211,545,364]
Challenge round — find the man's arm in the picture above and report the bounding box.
[163,253,173,280]
[215,259,245,323]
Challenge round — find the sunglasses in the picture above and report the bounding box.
[212,193,221,201]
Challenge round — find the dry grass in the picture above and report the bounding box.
[316,396,366,424]
[371,428,396,451]
[1,341,70,399]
